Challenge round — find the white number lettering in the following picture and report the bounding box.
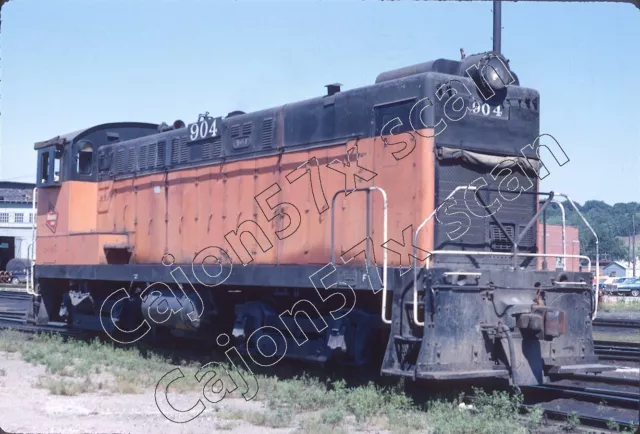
[208,119,218,137]
[199,121,209,139]
[190,119,219,141]
[469,102,505,118]
[189,124,199,141]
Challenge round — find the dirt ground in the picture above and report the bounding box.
[0,351,306,434]
[0,299,637,433]
[1,350,638,434]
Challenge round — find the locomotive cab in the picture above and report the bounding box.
[35,133,98,187]
[32,122,163,267]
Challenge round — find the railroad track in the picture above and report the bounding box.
[593,318,640,329]
[0,283,28,289]
[0,317,87,339]
[0,292,638,432]
[0,291,84,338]
[523,373,640,431]
[594,340,640,362]
[0,290,33,324]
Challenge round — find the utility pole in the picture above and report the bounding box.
[0,0,5,181]
[633,213,637,277]
[493,0,502,54]
[0,0,9,182]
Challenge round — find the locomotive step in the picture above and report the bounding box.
[380,367,417,378]
[416,369,510,380]
[393,334,422,343]
[547,364,617,375]
[382,367,511,380]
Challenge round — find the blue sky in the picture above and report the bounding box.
[1,0,638,204]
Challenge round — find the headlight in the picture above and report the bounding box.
[459,52,517,97]
[482,56,512,91]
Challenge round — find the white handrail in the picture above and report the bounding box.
[411,188,598,326]
[556,193,599,320]
[412,186,478,326]
[413,250,592,326]
[368,187,390,325]
[550,199,566,271]
[331,186,390,325]
[425,250,591,271]
[27,187,37,295]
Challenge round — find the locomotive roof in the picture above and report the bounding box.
[33,54,543,187]
[34,122,159,150]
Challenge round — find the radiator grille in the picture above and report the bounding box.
[433,158,538,269]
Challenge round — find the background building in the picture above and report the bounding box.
[0,181,36,270]
[603,260,639,278]
[537,223,581,272]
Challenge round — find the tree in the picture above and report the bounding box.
[541,200,639,260]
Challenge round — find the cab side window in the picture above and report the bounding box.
[38,146,64,186]
[40,152,50,184]
[77,141,93,175]
[53,147,63,182]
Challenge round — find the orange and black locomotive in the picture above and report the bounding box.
[28,51,609,386]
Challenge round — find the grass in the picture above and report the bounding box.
[0,329,614,433]
[241,374,546,433]
[599,297,640,313]
[593,331,640,343]
[0,330,202,396]
[595,298,640,342]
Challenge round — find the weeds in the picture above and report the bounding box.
[215,421,236,431]
[424,389,543,434]
[36,376,93,396]
[563,411,580,431]
[0,330,199,395]
[243,408,293,428]
[600,297,640,313]
[607,418,620,432]
[0,330,552,433]
[593,331,640,343]
[320,407,346,425]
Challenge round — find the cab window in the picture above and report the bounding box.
[77,141,93,175]
[53,147,63,182]
[38,145,64,186]
[40,152,50,184]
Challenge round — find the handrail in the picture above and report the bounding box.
[550,199,566,271]
[413,186,477,326]
[556,193,600,320]
[25,243,34,294]
[513,192,555,267]
[425,251,591,271]
[412,187,599,326]
[414,250,592,327]
[27,187,37,295]
[330,186,390,324]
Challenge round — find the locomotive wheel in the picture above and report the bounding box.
[234,300,273,338]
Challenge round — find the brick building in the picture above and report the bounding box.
[537,223,581,272]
